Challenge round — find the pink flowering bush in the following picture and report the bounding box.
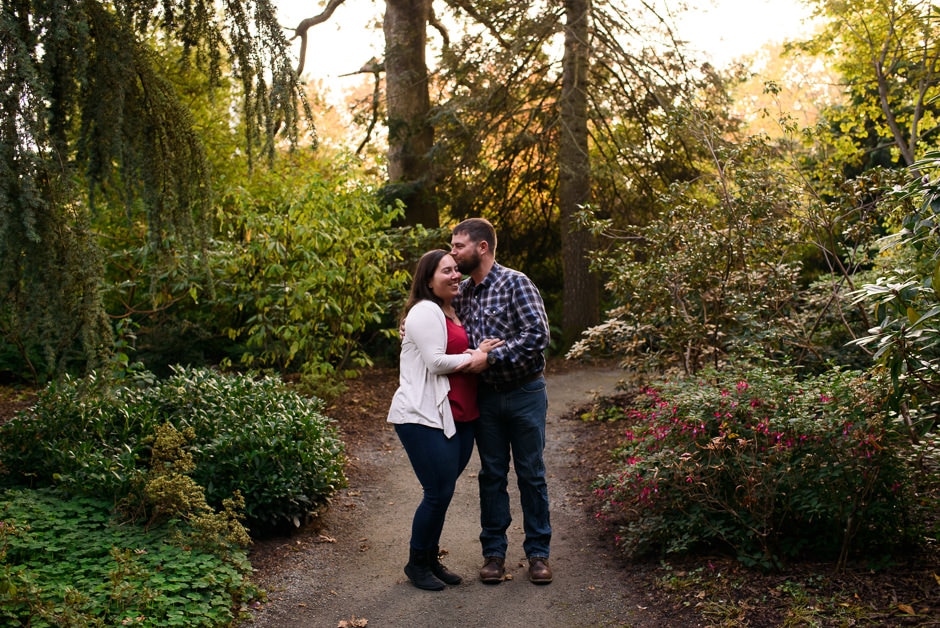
[593,367,920,570]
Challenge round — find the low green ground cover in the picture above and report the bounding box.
[0,488,257,627]
[0,367,347,625]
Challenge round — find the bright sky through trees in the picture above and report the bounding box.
[677,0,815,67]
[275,0,815,85]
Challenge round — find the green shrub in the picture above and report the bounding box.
[593,367,924,569]
[0,487,258,627]
[0,367,346,533]
[136,422,251,552]
[212,163,412,380]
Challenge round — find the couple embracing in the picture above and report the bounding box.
[386,217,553,590]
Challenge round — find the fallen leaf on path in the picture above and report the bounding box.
[314,534,336,543]
[338,617,368,627]
[898,603,915,615]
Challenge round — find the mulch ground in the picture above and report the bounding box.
[0,387,36,427]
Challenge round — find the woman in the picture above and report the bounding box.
[387,249,503,591]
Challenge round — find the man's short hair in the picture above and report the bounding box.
[453,217,497,252]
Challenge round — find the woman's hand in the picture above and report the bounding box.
[478,338,504,353]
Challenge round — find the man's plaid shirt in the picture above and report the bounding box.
[454,262,550,386]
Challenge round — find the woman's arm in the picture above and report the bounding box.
[406,302,472,375]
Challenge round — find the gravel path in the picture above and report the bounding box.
[243,365,661,628]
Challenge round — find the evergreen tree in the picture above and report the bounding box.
[0,0,309,381]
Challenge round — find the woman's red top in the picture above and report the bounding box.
[445,318,479,422]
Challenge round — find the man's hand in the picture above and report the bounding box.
[461,338,503,373]
[463,348,490,373]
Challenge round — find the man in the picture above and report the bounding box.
[451,217,553,585]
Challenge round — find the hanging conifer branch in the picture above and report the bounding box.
[0,0,313,381]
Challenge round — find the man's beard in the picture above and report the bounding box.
[455,251,480,275]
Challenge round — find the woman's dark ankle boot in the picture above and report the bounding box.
[429,546,462,585]
[404,547,445,591]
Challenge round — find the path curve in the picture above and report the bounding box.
[245,365,659,628]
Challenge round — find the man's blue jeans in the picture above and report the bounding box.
[475,376,551,559]
[395,421,476,551]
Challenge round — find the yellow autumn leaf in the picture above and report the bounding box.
[898,603,915,615]
[933,261,940,299]
[875,302,887,322]
[907,306,920,326]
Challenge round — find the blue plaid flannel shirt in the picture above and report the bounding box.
[454,262,550,386]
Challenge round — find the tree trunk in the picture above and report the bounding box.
[383,0,438,228]
[559,0,598,346]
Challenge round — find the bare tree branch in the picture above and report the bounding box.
[339,57,385,77]
[290,0,350,76]
[357,69,384,155]
[429,5,450,50]
[333,57,386,154]
[441,0,511,48]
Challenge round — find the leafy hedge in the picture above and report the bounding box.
[592,367,933,569]
[0,367,346,533]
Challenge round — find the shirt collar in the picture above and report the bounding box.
[474,262,502,289]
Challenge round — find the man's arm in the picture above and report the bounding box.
[487,274,549,369]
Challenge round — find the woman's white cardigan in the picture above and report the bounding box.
[387,300,471,438]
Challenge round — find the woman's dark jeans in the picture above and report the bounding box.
[395,421,475,551]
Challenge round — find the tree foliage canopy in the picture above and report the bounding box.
[795,0,940,172]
